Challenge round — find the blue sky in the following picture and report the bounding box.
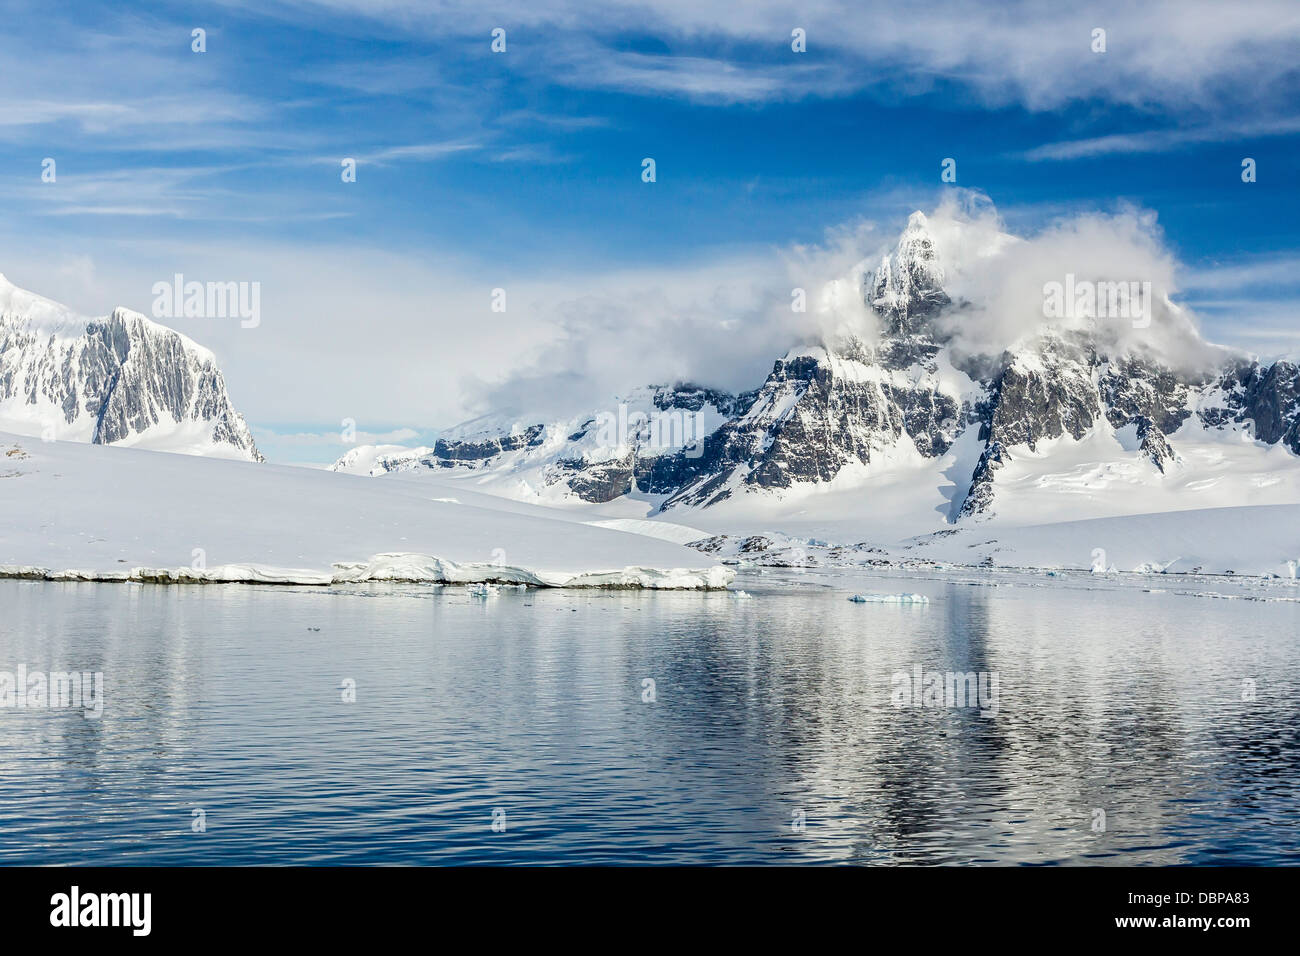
[2,1,1299,462]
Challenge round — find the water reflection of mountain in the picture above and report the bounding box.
[1,577,1296,864]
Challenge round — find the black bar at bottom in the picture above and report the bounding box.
[0,865,1284,941]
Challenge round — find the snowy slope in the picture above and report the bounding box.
[910,504,1300,578]
[0,274,260,461]
[690,504,1300,579]
[0,433,731,588]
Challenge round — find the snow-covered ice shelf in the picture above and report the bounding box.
[0,434,734,590]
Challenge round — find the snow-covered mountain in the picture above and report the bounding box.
[332,211,1300,541]
[331,383,740,494]
[0,274,261,461]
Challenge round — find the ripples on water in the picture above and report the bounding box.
[0,573,1296,865]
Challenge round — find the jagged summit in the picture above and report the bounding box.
[0,274,261,461]
[866,210,950,335]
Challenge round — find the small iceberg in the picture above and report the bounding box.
[730,589,752,600]
[1133,558,1180,574]
[848,593,929,604]
[466,583,498,598]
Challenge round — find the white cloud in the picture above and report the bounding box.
[917,194,1229,373]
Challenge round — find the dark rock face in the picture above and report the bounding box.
[875,335,944,370]
[652,383,750,417]
[983,335,1101,451]
[555,453,636,503]
[90,314,246,448]
[433,424,544,465]
[958,441,1010,519]
[1134,416,1176,472]
[656,337,966,509]
[0,307,261,460]
[1205,360,1300,453]
[955,342,1239,514]
[1098,356,1195,435]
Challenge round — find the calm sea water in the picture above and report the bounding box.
[0,573,1297,865]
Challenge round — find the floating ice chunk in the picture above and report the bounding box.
[730,589,752,599]
[848,593,929,604]
[1133,558,1180,574]
[466,583,498,597]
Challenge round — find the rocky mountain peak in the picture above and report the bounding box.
[867,210,950,336]
[0,276,261,461]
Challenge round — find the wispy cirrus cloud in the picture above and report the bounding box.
[3,165,353,222]
[1180,255,1300,294]
[0,12,269,147]
[1023,117,1300,161]
[1177,255,1300,359]
[358,141,483,163]
[223,0,1300,116]
[0,101,132,128]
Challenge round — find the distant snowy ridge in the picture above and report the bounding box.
[330,443,433,476]
[0,273,260,461]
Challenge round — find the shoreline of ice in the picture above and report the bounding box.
[0,552,735,590]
